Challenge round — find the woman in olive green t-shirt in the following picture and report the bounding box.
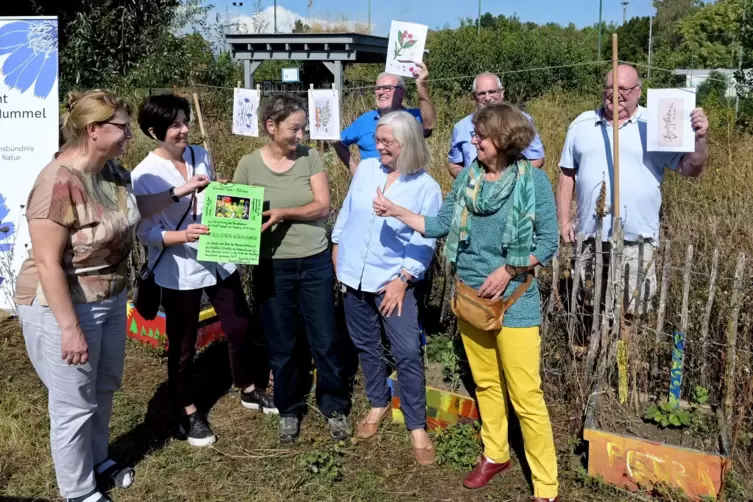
[233,93,350,444]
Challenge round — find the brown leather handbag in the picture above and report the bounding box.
[450,272,534,332]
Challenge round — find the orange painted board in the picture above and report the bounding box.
[584,427,726,500]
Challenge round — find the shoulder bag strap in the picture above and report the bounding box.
[502,270,534,309]
[147,146,197,274]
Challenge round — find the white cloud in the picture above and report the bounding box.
[229,5,368,34]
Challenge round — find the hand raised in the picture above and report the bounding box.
[373,186,398,217]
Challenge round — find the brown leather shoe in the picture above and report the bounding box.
[410,432,436,466]
[355,407,391,439]
[530,497,559,501]
[462,456,512,489]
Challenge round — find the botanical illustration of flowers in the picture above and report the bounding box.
[0,20,58,99]
[235,97,256,131]
[393,30,418,60]
[315,99,332,131]
[658,98,683,147]
[0,193,16,288]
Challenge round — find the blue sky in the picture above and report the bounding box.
[214,0,659,36]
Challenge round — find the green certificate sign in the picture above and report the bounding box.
[197,182,264,265]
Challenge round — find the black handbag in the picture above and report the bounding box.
[133,147,196,320]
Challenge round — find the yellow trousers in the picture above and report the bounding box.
[459,320,559,499]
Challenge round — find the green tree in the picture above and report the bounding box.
[653,0,704,49]
[676,0,743,68]
[603,16,651,63]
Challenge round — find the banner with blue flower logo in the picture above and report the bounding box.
[0,17,59,311]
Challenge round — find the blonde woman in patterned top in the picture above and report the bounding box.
[14,90,208,502]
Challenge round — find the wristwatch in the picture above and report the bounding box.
[169,187,180,202]
[398,272,411,284]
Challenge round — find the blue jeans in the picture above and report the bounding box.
[253,250,350,418]
[343,286,427,431]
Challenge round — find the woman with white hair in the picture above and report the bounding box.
[331,110,442,465]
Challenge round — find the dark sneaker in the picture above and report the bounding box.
[279,416,300,444]
[328,415,350,441]
[241,388,279,415]
[180,412,217,447]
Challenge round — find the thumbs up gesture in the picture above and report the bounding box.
[373,186,397,217]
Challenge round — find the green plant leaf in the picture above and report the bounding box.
[669,414,681,427]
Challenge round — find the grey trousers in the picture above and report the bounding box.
[18,290,127,499]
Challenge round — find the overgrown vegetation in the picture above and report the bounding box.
[433,422,482,471]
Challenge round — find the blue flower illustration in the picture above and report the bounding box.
[0,193,15,253]
[0,20,58,99]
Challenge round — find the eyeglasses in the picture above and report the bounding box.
[474,88,503,100]
[470,130,488,141]
[103,121,131,132]
[372,135,399,147]
[604,84,640,97]
[374,85,403,93]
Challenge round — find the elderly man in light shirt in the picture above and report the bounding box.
[446,72,545,179]
[557,64,709,314]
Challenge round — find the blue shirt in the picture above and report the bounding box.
[341,108,423,160]
[448,112,545,169]
[331,158,442,293]
[559,107,682,242]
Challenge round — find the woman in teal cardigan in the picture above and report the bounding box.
[373,102,560,502]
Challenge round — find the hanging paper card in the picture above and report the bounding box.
[197,182,264,265]
[232,88,260,137]
[308,89,341,140]
[646,88,696,152]
[385,21,428,79]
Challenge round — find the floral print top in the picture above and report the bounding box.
[15,160,140,306]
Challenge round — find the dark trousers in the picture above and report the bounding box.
[162,271,257,409]
[343,286,427,431]
[253,250,350,419]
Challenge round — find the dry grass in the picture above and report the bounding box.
[1,317,644,502]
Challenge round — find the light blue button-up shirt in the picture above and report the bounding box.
[341,108,423,161]
[559,106,682,242]
[448,111,545,169]
[332,158,442,293]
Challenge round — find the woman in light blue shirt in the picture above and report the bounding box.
[331,111,442,465]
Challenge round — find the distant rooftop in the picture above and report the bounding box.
[226,32,388,63]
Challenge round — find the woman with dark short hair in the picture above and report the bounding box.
[131,93,275,448]
[233,93,351,444]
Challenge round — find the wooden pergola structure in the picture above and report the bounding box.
[225,32,389,90]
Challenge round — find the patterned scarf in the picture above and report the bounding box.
[444,159,536,268]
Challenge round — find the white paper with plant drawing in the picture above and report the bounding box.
[385,21,428,79]
[232,88,260,137]
[308,89,341,140]
[646,88,696,153]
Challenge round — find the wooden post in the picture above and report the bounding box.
[542,253,560,342]
[611,225,627,403]
[584,222,604,381]
[724,253,746,421]
[635,237,645,315]
[611,33,620,227]
[680,245,694,340]
[568,233,584,350]
[653,239,671,381]
[699,248,719,388]
[192,92,210,155]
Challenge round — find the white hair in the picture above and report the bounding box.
[376,72,406,89]
[376,111,430,175]
[472,72,503,93]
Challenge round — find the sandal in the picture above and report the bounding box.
[95,458,135,489]
[356,407,391,439]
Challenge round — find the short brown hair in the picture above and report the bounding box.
[62,90,132,148]
[472,102,534,165]
[260,93,306,135]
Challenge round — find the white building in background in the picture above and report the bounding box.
[673,68,752,98]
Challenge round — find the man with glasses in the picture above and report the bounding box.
[334,63,436,175]
[446,72,545,179]
[557,64,709,315]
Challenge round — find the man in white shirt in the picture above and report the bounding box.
[447,72,545,179]
[557,64,709,313]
